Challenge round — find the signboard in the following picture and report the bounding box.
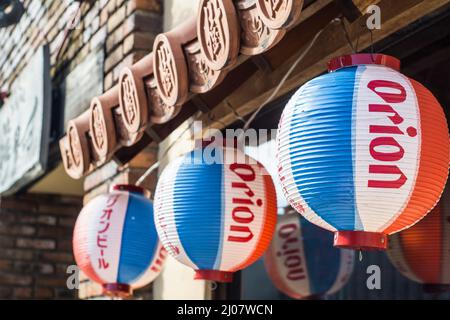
[0,45,51,195]
[63,48,104,128]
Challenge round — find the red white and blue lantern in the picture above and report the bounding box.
[277,54,449,250]
[154,144,277,282]
[387,181,450,292]
[73,184,166,297]
[265,212,354,299]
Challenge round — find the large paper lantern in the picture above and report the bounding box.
[387,182,450,292]
[154,144,277,282]
[277,53,449,250]
[73,184,166,297]
[265,212,354,299]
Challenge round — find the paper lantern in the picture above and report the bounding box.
[277,53,449,250]
[73,184,166,297]
[154,144,277,282]
[265,212,354,299]
[387,182,450,292]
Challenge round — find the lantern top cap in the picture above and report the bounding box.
[328,54,401,72]
[112,184,145,195]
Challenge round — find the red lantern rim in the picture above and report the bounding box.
[102,283,133,298]
[334,231,388,251]
[112,184,145,194]
[194,270,234,283]
[327,54,401,72]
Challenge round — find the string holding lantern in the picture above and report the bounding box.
[73,184,166,298]
[154,141,277,282]
[387,181,450,293]
[265,210,354,299]
[277,53,449,250]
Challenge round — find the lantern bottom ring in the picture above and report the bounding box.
[334,231,388,251]
[194,270,233,283]
[102,283,133,298]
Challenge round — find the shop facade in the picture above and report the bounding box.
[0,0,450,300]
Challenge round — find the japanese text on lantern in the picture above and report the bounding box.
[96,194,120,269]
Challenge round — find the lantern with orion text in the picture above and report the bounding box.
[265,211,354,299]
[73,185,166,297]
[388,182,450,293]
[154,144,277,282]
[277,54,449,250]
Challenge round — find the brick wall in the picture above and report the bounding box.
[0,0,162,100]
[0,0,163,299]
[0,193,81,299]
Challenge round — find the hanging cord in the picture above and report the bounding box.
[55,1,84,63]
[369,27,375,62]
[135,161,160,187]
[340,17,356,53]
[240,17,341,135]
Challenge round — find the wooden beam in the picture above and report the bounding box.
[334,0,382,22]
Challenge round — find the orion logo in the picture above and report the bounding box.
[66,265,80,290]
[366,79,416,189]
[277,223,306,282]
[366,265,381,290]
[227,163,260,243]
[366,5,381,30]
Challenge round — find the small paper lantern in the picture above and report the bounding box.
[265,212,354,299]
[154,144,277,282]
[277,54,449,250]
[387,183,450,292]
[73,184,165,297]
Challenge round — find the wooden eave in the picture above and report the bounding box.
[59,0,450,180]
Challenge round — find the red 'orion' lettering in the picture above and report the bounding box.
[228,163,259,243]
[368,165,407,189]
[230,163,256,182]
[369,137,404,162]
[228,225,253,242]
[277,222,306,281]
[232,206,255,224]
[369,104,404,125]
[367,79,410,189]
[367,80,406,103]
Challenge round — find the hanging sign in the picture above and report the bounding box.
[0,45,51,195]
